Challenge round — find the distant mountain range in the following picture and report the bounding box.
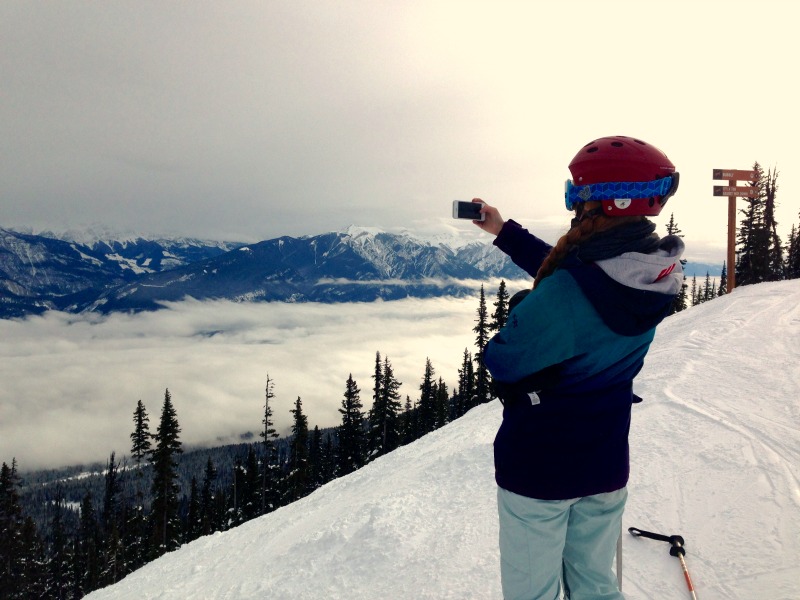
[0,225,722,319]
[0,226,529,318]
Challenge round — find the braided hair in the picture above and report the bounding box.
[533,204,645,289]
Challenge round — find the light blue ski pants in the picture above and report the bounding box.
[497,486,627,600]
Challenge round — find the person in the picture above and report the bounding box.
[473,135,685,600]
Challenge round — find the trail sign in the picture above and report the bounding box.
[713,168,756,181]
[712,166,758,294]
[713,185,757,198]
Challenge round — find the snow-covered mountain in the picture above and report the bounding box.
[85,281,800,600]
[0,228,243,318]
[0,226,528,317]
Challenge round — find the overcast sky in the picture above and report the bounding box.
[2,0,799,262]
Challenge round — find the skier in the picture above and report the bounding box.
[473,136,684,600]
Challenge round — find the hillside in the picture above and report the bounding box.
[86,281,800,600]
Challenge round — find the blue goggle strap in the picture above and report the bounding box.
[565,175,677,210]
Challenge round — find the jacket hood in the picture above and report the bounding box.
[563,235,684,336]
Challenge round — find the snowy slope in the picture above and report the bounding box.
[86,281,800,600]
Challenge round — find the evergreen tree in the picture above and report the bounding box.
[417,358,437,435]
[0,460,24,599]
[130,399,152,463]
[100,451,124,586]
[718,262,728,296]
[18,516,47,600]
[399,395,416,445]
[455,348,476,417]
[665,213,688,313]
[489,280,510,331]
[434,377,449,430]
[736,163,770,285]
[241,446,261,520]
[320,432,337,486]
[46,489,72,600]
[690,276,698,306]
[287,396,312,502]
[149,389,183,557]
[367,354,402,460]
[73,491,101,596]
[199,457,219,536]
[473,285,492,404]
[309,426,324,490]
[702,272,713,303]
[184,477,201,543]
[763,167,784,279]
[786,222,800,279]
[228,456,245,527]
[260,375,280,515]
[127,399,151,570]
[337,376,366,477]
[366,352,384,462]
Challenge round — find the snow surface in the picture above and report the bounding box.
[86,281,800,600]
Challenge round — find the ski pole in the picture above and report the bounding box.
[628,527,698,600]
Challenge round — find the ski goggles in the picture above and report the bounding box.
[564,173,680,210]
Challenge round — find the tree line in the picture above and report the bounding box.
[0,283,508,599]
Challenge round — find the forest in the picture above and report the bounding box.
[2,163,799,599]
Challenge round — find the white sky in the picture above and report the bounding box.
[2,0,799,263]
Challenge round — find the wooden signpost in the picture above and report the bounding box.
[712,168,757,292]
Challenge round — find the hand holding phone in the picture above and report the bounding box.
[452,200,485,222]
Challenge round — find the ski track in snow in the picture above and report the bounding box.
[82,281,800,600]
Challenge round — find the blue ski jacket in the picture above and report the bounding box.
[485,220,684,500]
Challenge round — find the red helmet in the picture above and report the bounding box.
[566,136,678,217]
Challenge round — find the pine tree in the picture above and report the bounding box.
[763,167,784,280]
[287,396,312,502]
[399,395,416,445]
[128,399,151,570]
[74,491,101,596]
[46,488,72,600]
[786,223,800,279]
[309,426,324,490]
[184,477,201,543]
[100,451,124,586]
[337,376,366,477]
[690,276,698,306]
[149,388,183,557]
[455,348,476,417]
[417,358,437,435]
[718,262,728,296]
[18,516,47,600]
[0,460,24,599]
[366,352,385,461]
[473,285,491,404]
[434,377,450,430]
[199,457,219,536]
[489,280,510,332]
[367,354,402,460]
[241,446,261,520]
[736,163,770,286]
[260,375,280,515]
[664,213,688,313]
[702,272,713,303]
[320,432,336,485]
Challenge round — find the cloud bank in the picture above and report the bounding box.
[0,294,515,471]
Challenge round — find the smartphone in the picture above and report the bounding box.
[452,200,485,221]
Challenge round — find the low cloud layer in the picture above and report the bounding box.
[0,294,525,471]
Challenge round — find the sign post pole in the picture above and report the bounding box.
[728,179,736,291]
[712,169,757,293]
